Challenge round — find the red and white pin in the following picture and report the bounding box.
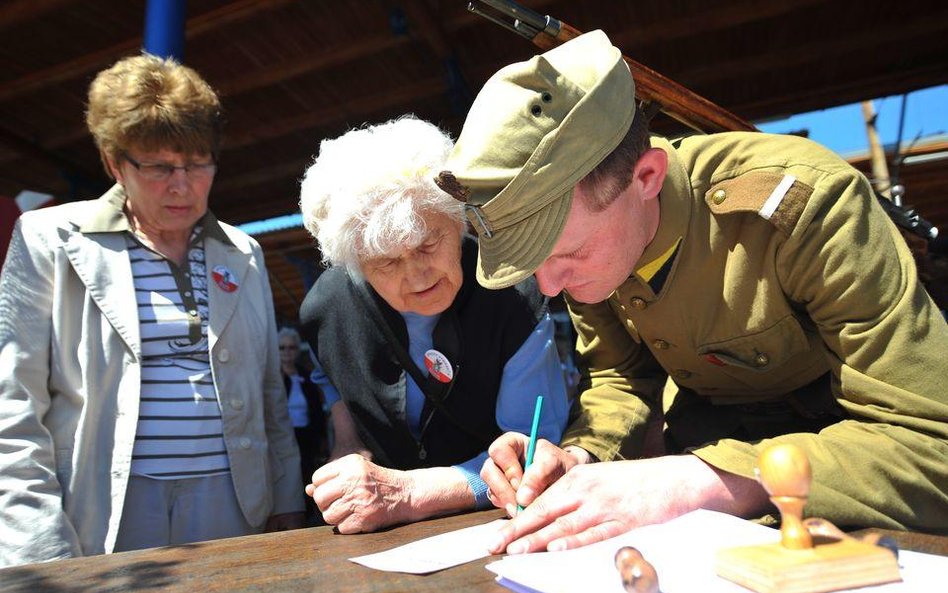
[211,265,239,293]
[424,349,454,383]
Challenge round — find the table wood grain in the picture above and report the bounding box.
[0,509,509,593]
[2,512,944,593]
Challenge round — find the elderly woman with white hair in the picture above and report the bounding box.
[297,116,568,532]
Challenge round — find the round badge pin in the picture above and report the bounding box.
[424,349,453,383]
[211,264,239,293]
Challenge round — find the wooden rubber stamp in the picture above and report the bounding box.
[715,443,901,593]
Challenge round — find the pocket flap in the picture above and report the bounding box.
[697,315,808,371]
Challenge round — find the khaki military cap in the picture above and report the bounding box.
[436,30,635,289]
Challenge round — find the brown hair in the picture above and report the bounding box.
[577,109,650,212]
[85,53,222,177]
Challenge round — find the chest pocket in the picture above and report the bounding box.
[696,315,809,373]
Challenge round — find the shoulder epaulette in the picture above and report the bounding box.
[704,171,813,235]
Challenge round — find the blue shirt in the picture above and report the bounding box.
[312,312,569,508]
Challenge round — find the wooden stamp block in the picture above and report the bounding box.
[715,444,901,593]
[716,536,901,593]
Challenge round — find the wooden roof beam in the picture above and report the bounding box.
[215,34,404,96]
[0,0,549,163]
[0,123,96,182]
[677,8,948,89]
[0,0,75,29]
[0,0,295,103]
[222,76,448,151]
[610,0,828,48]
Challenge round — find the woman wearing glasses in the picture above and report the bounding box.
[0,54,303,567]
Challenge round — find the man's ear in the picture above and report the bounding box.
[632,148,668,202]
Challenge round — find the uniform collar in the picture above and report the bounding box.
[625,136,692,298]
[77,183,233,246]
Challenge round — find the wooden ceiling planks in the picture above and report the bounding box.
[2,0,946,321]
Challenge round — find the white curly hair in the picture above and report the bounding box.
[298,116,464,272]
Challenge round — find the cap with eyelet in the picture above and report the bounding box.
[435,30,635,289]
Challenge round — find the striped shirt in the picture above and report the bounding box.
[128,226,230,479]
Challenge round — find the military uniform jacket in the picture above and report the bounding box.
[562,132,948,533]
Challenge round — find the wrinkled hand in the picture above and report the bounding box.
[480,432,582,516]
[264,512,306,532]
[487,456,727,555]
[306,454,413,533]
[328,439,373,463]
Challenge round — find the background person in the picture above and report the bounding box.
[297,116,569,533]
[436,31,948,554]
[0,54,303,567]
[278,327,329,524]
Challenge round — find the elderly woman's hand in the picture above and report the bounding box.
[306,454,476,533]
[307,454,414,533]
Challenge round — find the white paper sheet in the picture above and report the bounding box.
[349,518,506,574]
[486,509,947,593]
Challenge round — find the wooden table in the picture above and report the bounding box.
[0,509,509,593]
[2,512,945,593]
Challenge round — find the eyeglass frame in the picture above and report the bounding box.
[122,152,217,182]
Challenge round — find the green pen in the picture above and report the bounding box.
[518,395,544,513]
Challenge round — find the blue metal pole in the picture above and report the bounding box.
[143,0,186,60]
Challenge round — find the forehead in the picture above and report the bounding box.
[366,210,459,261]
[548,191,599,255]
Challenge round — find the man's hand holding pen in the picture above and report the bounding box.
[480,433,586,517]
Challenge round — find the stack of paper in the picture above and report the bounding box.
[485,509,945,593]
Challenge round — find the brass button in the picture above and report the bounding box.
[673,369,692,380]
[630,297,647,310]
[712,189,727,204]
[754,353,770,367]
[652,339,669,350]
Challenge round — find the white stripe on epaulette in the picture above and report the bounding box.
[759,174,796,220]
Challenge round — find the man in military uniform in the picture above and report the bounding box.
[435,30,948,555]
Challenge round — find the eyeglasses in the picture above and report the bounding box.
[123,153,217,182]
[278,345,299,351]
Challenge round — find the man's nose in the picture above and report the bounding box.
[534,263,566,297]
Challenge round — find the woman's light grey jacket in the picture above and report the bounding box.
[0,186,303,567]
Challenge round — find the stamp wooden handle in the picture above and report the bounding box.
[757,444,813,550]
[615,546,661,593]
